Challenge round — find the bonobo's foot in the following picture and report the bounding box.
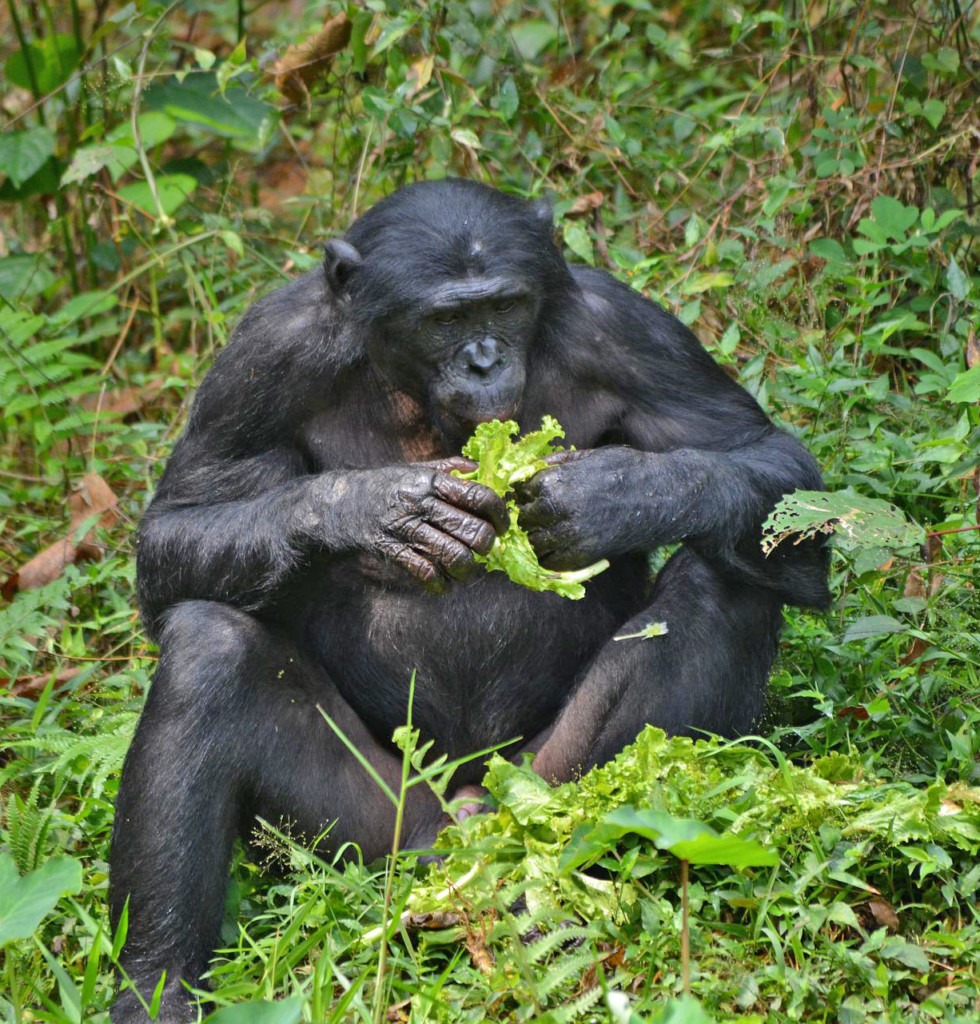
[450,784,489,822]
[404,784,492,857]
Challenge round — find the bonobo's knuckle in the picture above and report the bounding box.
[470,520,497,555]
[432,471,466,504]
[401,515,426,542]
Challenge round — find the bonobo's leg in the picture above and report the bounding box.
[109,601,443,1024]
[531,547,785,782]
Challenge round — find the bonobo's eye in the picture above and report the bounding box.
[493,299,515,315]
[434,310,459,326]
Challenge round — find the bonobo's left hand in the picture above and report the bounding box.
[514,447,649,570]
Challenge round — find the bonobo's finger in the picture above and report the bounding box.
[392,517,477,581]
[421,497,498,555]
[515,490,563,531]
[432,456,478,475]
[378,539,449,592]
[523,526,559,563]
[432,472,509,535]
[542,449,589,466]
[516,449,590,502]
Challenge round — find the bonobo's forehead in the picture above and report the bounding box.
[344,179,568,318]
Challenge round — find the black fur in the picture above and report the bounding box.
[110,179,828,1022]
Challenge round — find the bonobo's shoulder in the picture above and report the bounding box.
[186,268,356,438]
[224,270,335,358]
[202,269,357,386]
[569,265,699,353]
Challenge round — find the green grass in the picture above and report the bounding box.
[1,1,978,1021]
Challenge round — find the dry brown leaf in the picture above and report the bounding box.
[272,12,352,106]
[80,380,162,418]
[866,898,900,932]
[2,474,119,599]
[966,324,979,370]
[903,568,926,599]
[464,929,495,974]
[405,55,434,100]
[402,911,464,931]
[2,668,79,698]
[385,1000,410,1023]
[568,191,604,217]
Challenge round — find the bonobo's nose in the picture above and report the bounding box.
[464,337,503,376]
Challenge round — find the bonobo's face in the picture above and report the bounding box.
[372,275,537,447]
[323,180,573,449]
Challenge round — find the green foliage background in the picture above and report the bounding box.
[0,1,977,1021]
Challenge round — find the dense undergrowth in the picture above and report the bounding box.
[0,1,978,1021]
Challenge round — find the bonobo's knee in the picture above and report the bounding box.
[152,600,269,704]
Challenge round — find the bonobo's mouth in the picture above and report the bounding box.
[433,397,522,451]
[432,369,526,450]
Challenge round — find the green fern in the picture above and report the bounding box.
[4,782,54,874]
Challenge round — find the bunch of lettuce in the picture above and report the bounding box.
[456,416,609,599]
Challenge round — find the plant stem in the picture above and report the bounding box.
[372,675,416,1024]
[680,859,690,995]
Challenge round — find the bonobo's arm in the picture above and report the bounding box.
[136,277,506,637]
[517,270,829,607]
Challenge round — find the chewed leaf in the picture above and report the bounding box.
[761,490,924,555]
[614,621,668,641]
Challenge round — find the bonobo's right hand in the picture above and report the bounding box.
[309,458,508,591]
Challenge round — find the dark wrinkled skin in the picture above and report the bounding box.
[109,179,829,1023]
[323,458,508,590]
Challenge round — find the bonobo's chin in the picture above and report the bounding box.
[433,401,521,451]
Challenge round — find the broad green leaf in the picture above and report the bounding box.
[948,365,980,404]
[878,938,931,972]
[485,759,556,826]
[144,74,277,150]
[63,113,178,187]
[52,290,118,324]
[5,35,81,94]
[0,127,55,187]
[205,997,304,1024]
[680,271,734,295]
[921,98,946,128]
[650,996,718,1024]
[843,615,907,642]
[809,238,848,264]
[869,195,919,240]
[0,853,83,946]
[60,144,126,187]
[496,77,519,121]
[450,127,482,150]
[118,174,197,218]
[510,19,558,59]
[561,806,777,873]
[563,222,594,265]
[0,254,55,302]
[946,257,969,301]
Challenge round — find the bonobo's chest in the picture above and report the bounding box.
[298,371,616,473]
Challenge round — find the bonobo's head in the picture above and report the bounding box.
[323,179,572,448]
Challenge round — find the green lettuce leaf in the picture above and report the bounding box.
[456,418,609,599]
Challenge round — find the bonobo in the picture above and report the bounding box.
[109,178,828,1021]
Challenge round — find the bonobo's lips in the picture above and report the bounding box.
[434,395,522,450]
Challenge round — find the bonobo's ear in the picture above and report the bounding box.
[323,239,363,296]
